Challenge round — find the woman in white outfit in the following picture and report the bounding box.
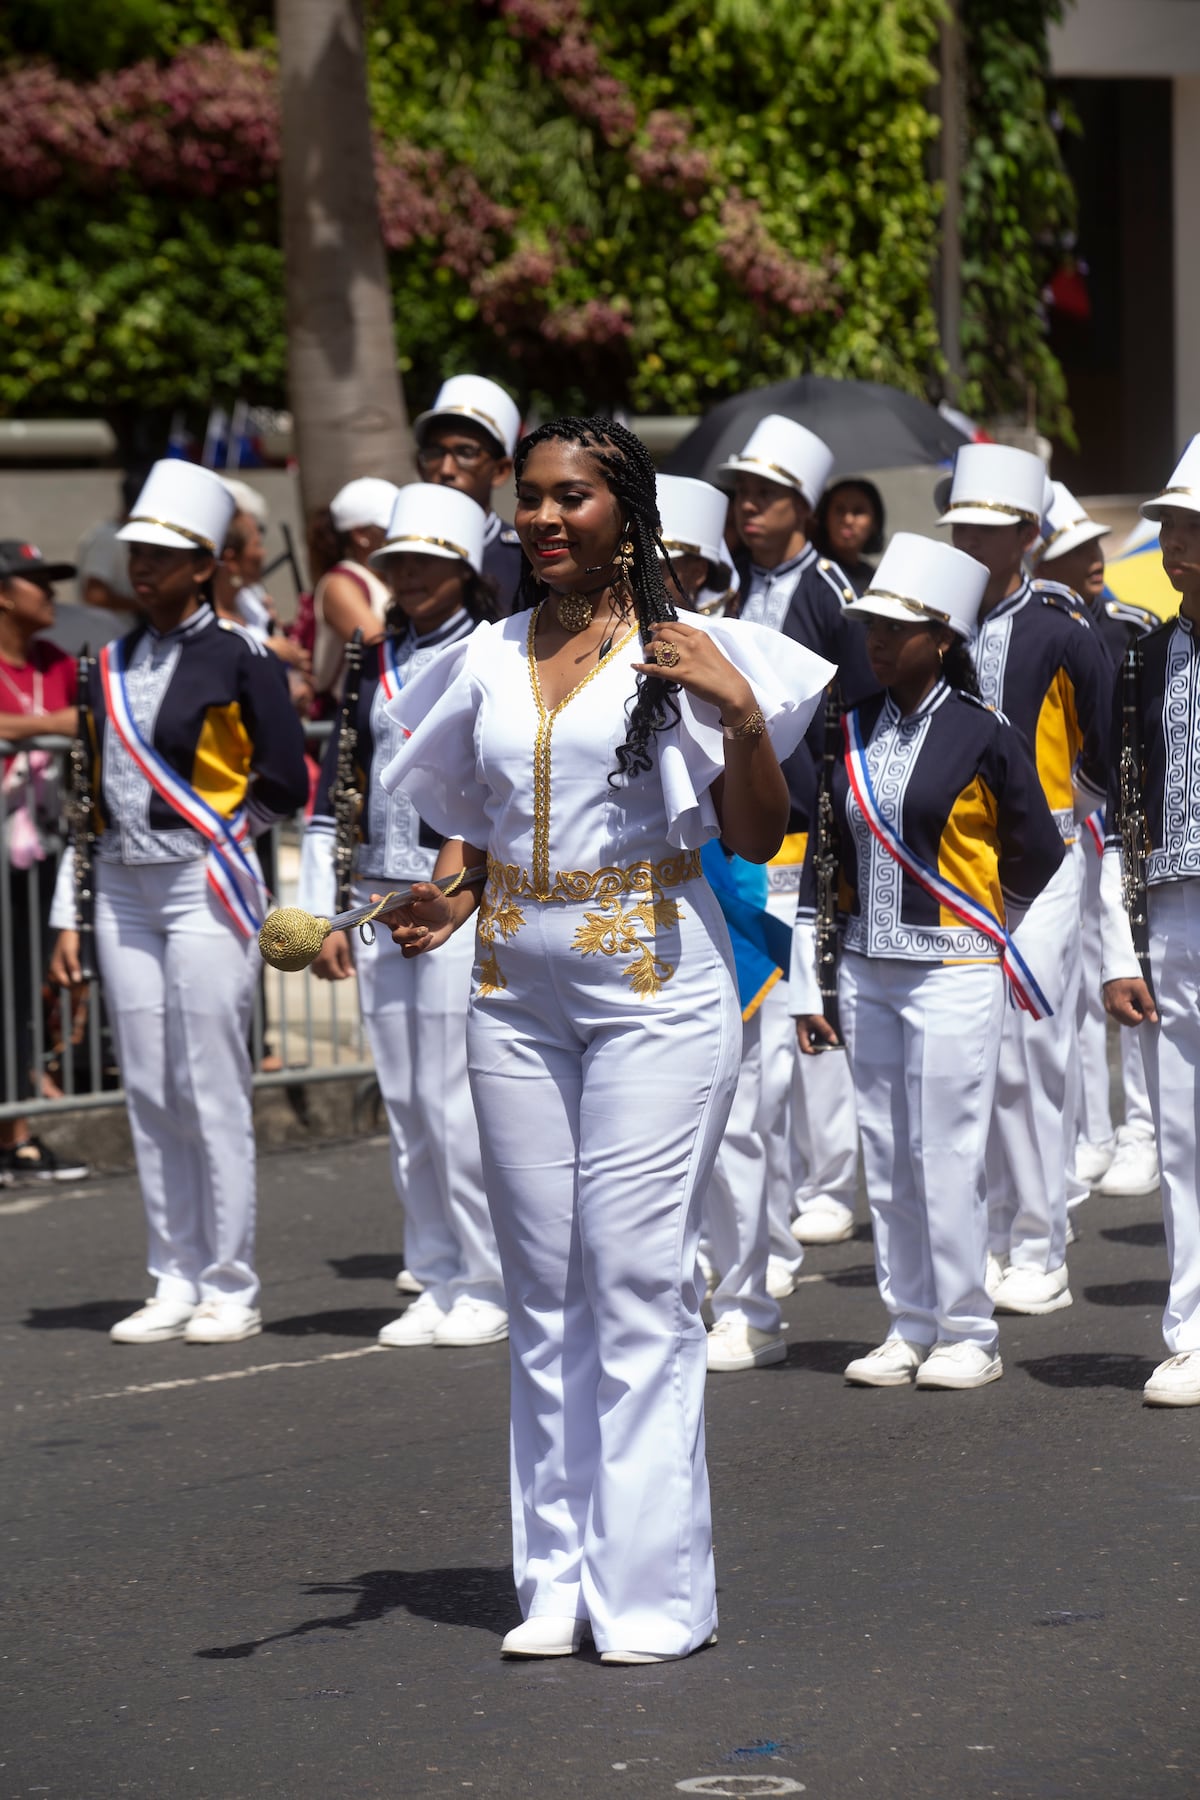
[377,419,832,1663]
[793,535,1065,1390]
[304,485,507,1348]
[48,461,309,1344]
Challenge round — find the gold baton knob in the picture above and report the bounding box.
[258,907,333,972]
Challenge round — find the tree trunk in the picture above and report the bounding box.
[276,0,415,521]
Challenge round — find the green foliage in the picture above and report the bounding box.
[0,191,285,415]
[0,0,1079,437]
[959,0,1077,441]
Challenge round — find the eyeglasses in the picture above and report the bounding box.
[416,441,493,472]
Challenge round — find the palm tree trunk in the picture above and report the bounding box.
[276,0,415,518]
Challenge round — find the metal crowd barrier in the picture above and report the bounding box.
[0,726,374,1124]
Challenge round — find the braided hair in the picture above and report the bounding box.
[513,416,685,784]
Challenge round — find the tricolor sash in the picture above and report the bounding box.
[378,636,402,703]
[1083,805,1105,857]
[99,641,266,939]
[844,708,1053,1019]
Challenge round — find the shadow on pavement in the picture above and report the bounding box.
[327,1253,404,1281]
[1101,1220,1166,1248]
[23,1299,142,1332]
[195,1565,515,1660]
[1018,1351,1159,1390]
[265,1308,397,1338]
[1082,1279,1170,1308]
[784,1339,874,1374]
[821,1263,878,1288]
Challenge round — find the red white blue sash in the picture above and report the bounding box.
[1083,806,1105,856]
[100,642,265,939]
[378,636,402,703]
[844,708,1053,1019]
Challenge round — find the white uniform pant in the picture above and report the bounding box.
[1142,882,1200,1351]
[356,901,500,1306]
[987,852,1081,1271]
[840,952,1002,1351]
[95,858,259,1307]
[1075,842,1154,1151]
[704,1003,780,1332]
[467,878,740,1657]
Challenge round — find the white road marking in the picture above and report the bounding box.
[78,1343,387,1403]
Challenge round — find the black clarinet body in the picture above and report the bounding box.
[68,648,97,983]
[1118,640,1154,1001]
[813,683,844,1043]
[332,629,365,915]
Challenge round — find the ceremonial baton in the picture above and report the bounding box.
[259,866,488,972]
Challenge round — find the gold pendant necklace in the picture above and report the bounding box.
[555,591,595,633]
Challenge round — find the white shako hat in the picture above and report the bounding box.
[370,483,486,576]
[329,477,402,534]
[219,476,269,526]
[1141,433,1200,521]
[413,375,522,459]
[936,442,1047,529]
[1036,480,1110,564]
[714,413,834,507]
[656,475,732,583]
[844,531,988,642]
[118,460,236,555]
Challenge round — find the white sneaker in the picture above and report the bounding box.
[766,1254,797,1299]
[985,1251,1010,1299]
[844,1339,927,1386]
[394,1268,424,1294]
[1072,1137,1115,1186]
[991,1264,1072,1315]
[1095,1129,1159,1197]
[1143,1352,1200,1407]
[706,1317,787,1372]
[184,1300,262,1344]
[790,1199,855,1245]
[501,1616,587,1657]
[433,1296,509,1346]
[378,1290,448,1347]
[110,1298,196,1344]
[915,1341,1003,1389]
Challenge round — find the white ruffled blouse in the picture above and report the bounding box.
[379,607,834,889]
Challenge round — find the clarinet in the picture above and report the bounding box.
[1118,640,1154,1001]
[813,682,844,1043]
[332,629,365,915]
[67,648,97,982]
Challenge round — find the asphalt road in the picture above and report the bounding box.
[2,1134,1197,1800]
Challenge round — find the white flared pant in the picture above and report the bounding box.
[467,877,740,1658]
[1143,881,1200,1352]
[355,900,501,1306]
[95,857,259,1307]
[986,852,1082,1271]
[840,951,1003,1350]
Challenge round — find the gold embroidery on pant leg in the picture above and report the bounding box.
[571,886,683,999]
[476,875,526,997]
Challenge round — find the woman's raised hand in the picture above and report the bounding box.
[632,621,759,726]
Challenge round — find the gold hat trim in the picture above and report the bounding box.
[727,454,810,497]
[427,403,505,445]
[378,532,471,561]
[125,515,216,552]
[943,497,1040,526]
[861,587,952,625]
[1038,514,1104,553]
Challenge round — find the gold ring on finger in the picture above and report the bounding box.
[653,640,682,670]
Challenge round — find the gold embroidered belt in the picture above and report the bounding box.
[484,849,702,904]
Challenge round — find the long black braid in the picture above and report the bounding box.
[512,416,686,784]
[943,635,982,700]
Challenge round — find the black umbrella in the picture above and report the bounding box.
[661,376,969,484]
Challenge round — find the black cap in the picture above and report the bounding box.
[0,540,76,583]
